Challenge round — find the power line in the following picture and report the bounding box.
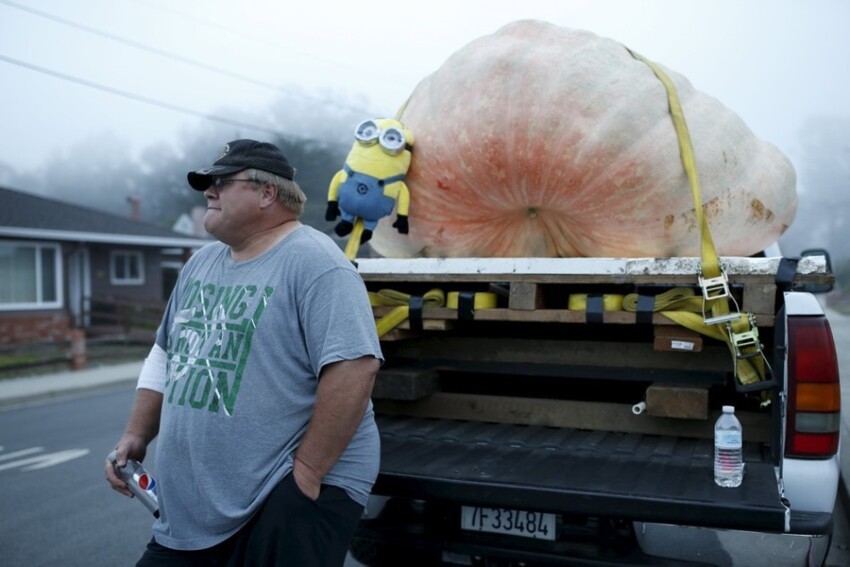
[125,0,354,73]
[125,0,407,100]
[0,53,287,138]
[0,0,375,116]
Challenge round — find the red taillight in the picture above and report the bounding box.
[785,316,841,458]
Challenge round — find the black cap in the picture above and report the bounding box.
[187,139,296,191]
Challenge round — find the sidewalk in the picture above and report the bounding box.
[0,360,143,409]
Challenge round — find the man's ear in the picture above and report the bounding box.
[258,183,278,208]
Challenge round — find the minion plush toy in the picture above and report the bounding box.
[325,118,413,255]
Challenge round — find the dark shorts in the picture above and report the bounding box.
[136,473,364,567]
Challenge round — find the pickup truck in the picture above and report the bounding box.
[348,248,840,566]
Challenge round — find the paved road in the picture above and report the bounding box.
[0,386,152,566]
[0,384,366,567]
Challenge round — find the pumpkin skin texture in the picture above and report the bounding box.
[368,20,797,259]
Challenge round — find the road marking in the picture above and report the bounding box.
[0,448,90,471]
[0,447,44,461]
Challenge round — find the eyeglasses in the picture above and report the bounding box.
[210,177,262,190]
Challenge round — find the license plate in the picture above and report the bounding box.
[461,506,556,541]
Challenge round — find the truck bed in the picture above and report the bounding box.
[374,415,787,532]
[356,255,833,542]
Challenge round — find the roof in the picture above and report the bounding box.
[1,186,210,248]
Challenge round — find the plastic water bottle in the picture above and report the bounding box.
[714,405,744,487]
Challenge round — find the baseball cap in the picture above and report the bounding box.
[187,139,296,191]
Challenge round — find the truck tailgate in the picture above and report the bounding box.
[374,415,788,533]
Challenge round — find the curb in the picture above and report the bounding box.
[0,377,138,410]
[0,361,143,410]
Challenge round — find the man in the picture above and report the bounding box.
[105,139,383,566]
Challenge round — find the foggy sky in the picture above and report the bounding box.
[1,0,849,200]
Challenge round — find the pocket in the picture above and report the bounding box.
[315,484,362,513]
[287,472,317,502]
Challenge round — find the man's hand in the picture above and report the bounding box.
[104,388,162,498]
[292,357,379,502]
[104,434,147,497]
[293,456,321,500]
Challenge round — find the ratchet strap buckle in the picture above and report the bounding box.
[699,270,731,301]
[729,315,762,360]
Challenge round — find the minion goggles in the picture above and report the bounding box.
[354,120,411,155]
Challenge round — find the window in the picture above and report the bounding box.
[0,241,62,310]
[110,251,145,285]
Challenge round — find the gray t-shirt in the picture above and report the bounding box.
[150,225,382,550]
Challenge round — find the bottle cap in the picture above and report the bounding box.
[722,405,735,413]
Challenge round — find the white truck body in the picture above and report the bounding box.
[350,253,840,566]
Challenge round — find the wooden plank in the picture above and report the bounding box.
[357,255,830,281]
[508,282,544,310]
[372,306,775,327]
[653,325,703,353]
[393,320,452,331]
[374,393,770,442]
[383,337,734,373]
[379,329,418,342]
[378,321,455,342]
[742,282,777,316]
[645,384,709,419]
[372,367,440,400]
[470,308,776,327]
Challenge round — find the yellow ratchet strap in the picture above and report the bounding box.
[629,50,768,389]
[343,219,366,261]
[628,52,722,283]
[369,288,445,338]
[447,292,498,310]
[369,289,498,338]
[622,288,702,312]
[662,312,766,386]
[568,294,624,311]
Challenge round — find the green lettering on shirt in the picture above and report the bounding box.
[165,281,274,416]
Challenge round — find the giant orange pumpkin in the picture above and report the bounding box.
[368,20,796,258]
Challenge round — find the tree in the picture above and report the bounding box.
[7,132,148,219]
[2,91,367,236]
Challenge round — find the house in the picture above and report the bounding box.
[1,186,209,347]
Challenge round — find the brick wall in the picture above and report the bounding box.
[0,312,71,346]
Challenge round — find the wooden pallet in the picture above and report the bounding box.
[358,256,829,431]
[359,255,832,338]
